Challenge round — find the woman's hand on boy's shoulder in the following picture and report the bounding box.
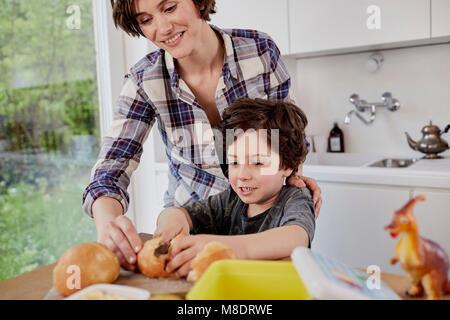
[286,174,322,219]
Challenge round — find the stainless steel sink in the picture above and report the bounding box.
[368,158,418,168]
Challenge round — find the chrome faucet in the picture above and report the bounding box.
[344,92,400,125]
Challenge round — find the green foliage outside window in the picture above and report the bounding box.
[0,0,101,280]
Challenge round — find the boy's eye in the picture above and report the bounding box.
[229,161,238,166]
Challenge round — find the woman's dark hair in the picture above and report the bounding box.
[217,98,308,174]
[110,0,216,37]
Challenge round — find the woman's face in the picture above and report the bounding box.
[134,0,205,59]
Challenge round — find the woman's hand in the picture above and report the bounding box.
[97,215,143,272]
[154,208,191,243]
[165,234,217,277]
[286,174,322,219]
[93,197,142,272]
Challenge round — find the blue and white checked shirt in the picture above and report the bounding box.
[82,25,294,217]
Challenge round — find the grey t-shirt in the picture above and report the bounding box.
[182,185,315,247]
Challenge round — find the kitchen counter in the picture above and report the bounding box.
[1,260,449,300]
[1,233,449,300]
[303,153,450,189]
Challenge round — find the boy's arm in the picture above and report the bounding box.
[155,207,193,242]
[217,225,309,260]
[166,226,309,275]
[155,189,232,242]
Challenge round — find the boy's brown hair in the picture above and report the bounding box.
[217,98,308,174]
[110,0,216,37]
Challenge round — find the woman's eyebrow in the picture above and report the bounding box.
[135,0,169,17]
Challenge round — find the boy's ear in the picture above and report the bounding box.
[282,167,294,178]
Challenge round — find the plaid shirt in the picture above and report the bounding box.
[82,25,294,217]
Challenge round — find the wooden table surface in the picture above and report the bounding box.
[0,233,448,300]
[0,263,429,300]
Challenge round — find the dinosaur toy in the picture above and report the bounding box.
[385,195,450,300]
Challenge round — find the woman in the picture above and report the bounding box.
[83,0,322,271]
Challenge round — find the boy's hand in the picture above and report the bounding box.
[154,208,191,243]
[165,234,217,277]
[286,174,322,219]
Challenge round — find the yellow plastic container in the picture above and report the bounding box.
[186,260,312,300]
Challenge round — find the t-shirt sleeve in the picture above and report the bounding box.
[280,189,316,248]
[181,189,231,234]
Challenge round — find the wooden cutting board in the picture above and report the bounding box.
[44,233,193,300]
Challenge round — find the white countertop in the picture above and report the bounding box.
[302,153,450,189]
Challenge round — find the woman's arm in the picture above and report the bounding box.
[82,74,156,219]
[93,196,142,271]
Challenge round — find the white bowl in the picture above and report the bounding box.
[65,284,150,300]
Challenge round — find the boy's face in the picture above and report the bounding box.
[134,0,204,59]
[227,130,293,205]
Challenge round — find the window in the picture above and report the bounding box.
[0,0,100,280]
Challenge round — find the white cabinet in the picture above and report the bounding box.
[432,0,450,38]
[312,182,411,275]
[313,181,450,276]
[132,129,169,234]
[211,0,290,55]
[209,0,449,58]
[289,0,430,55]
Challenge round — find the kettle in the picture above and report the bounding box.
[405,122,450,159]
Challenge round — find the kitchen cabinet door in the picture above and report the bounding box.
[432,0,450,38]
[289,0,430,55]
[211,0,290,55]
[410,189,450,267]
[132,127,169,234]
[312,182,410,275]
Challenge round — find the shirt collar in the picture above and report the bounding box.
[164,24,239,90]
[211,24,239,81]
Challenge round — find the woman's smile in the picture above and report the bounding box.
[162,31,185,46]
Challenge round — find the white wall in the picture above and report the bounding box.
[288,43,450,157]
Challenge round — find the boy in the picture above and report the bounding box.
[155,98,315,277]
